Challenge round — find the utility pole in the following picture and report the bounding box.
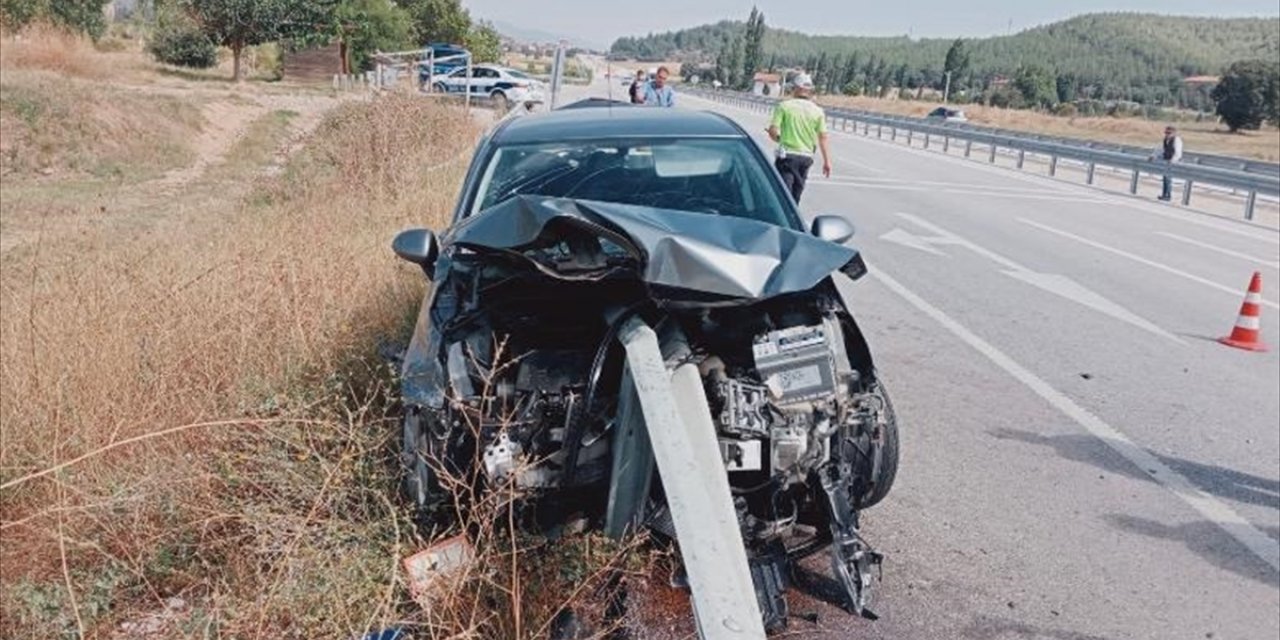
[943,71,952,104]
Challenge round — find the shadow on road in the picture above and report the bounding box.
[961,615,1115,640]
[988,428,1280,512]
[988,428,1280,585]
[1103,514,1280,588]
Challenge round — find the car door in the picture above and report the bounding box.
[441,68,468,93]
[472,68,499,96]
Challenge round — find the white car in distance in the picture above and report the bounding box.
[432,64,545,110]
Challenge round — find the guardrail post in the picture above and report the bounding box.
[943,136,950,153]
[988,144,997,163]
[1016,149,1025,169]
[891,127,897,142]
[877,125,883,139]
[1181,180,1193,206]
[1245,191,1257,220]
[924,132,930,149]
[964,140,973,157]
[906,130,913,146]
[1086,163,1096,184]
[1129,169,1140,194]
[1049,155,1058,176]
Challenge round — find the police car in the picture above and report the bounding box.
[431,65,546,110]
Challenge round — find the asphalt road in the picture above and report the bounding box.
[558,75,1280,639]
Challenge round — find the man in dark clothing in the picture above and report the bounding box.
[1149,125,1184,201]
[628,70,646,104]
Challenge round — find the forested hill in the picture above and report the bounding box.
[610,13,1279,91]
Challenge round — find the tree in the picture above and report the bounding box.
[942,37,969,88]
[1013,64,1057,108]
[713,34,730,85]
[402,0,471,45]
[1055,72,1079,104]
[826,54,843,93]
[186,0,323,81]
[1211,60,1280,131]
[841,52,860,89]
[464,19,501,63]
[314,0,412,74]
[726,33,744,89]
[741,7,765,87]
[1,0,110,38]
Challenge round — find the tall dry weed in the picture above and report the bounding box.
[0,23,115,79]
[0,93,481,636]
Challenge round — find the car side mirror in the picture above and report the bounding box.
[810,215,855,244]
[392,228,439,279]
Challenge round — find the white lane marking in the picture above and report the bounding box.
[897,212,1027,272]
[1021,219,1280,310]
[1002,270,1187,342]
[1155,232,1280,269]
[896,212,1183,343]
[868,264,1280,573]
[813,181,1106,203]
[880,228,950,256]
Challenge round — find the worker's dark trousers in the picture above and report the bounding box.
[775,154,814,204]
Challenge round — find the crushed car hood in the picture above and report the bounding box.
[445,196,860,300]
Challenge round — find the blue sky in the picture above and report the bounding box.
[466,0,1279,48]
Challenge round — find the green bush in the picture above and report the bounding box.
[149,24,218,69]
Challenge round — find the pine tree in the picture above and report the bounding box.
[942,38,970,89]
[742,7,766,86]
[842,52,861,89]
[826,54,844,92]
[727,34,745,89]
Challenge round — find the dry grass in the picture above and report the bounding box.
[818,94,1280,162]
[0,23,120,79]
[0,69,205,178]
[0,89,484,636]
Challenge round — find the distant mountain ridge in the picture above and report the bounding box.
[611,13,1279,92]
[488,19,608,50]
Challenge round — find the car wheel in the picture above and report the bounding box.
[432,82,447,94]
[847,381,900,509]
[490,90,510,112]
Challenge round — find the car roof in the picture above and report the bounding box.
[491,107,746,145]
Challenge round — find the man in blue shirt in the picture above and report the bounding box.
[641,66,675,107]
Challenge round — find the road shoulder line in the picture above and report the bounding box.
[868,264,1280,573]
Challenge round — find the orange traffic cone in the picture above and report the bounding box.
[1219,272,1269,352]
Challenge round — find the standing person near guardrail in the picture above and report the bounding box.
[1149,125,1184,201]
[640,66,675,107]
[766,73,831,204]
[628,69,646,104]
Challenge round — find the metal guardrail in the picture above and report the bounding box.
[687,88,1280,220]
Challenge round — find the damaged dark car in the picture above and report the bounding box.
[392,105,900,632]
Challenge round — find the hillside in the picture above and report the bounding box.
[611,13,1280,101]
